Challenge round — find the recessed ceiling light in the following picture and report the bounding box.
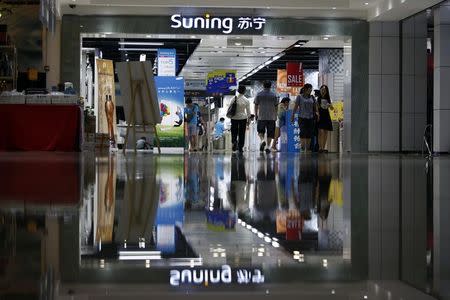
[294,44,302,47]
[277,36,284,40]
[235,42,242,46]
[365,2,369,5]
[332,7,336,10]
[146,35,152,38]
[266,6,271,9]
[190,35,196,38]
[323,37,329,40]
[259,51,266,54]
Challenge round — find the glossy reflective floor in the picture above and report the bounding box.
[0,152,449,299]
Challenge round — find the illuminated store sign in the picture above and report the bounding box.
[170,265,265,286]
[170,14,266,34]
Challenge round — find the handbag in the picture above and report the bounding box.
[226,96,237,118]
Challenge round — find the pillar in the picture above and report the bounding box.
[44,20,61,89]
[401,13,428,151]
[434,1,450,153]
[368,22,400,152]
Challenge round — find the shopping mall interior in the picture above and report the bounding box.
[1,0,450,299]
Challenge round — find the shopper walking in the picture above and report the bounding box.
[254,81,278,153]
[184,97,199,151]
[291,83,317,152]
[271,97,291,152]
[230,85,251,153]
[316,85,334,152]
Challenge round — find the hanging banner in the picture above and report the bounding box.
[286,62,304,87]
[155,76,185,147]
[206,69,237,95]
[96,59,117,145]
[276,69,301,96]
[157,49,177,77]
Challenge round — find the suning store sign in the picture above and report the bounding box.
[170,14,266,34]
[170,265,265,286]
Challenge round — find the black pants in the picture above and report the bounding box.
[231,119,247,151]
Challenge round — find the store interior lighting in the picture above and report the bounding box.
[118,41,164,46]
[118,48,158,52]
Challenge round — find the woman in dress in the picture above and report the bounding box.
[316,85,334,153]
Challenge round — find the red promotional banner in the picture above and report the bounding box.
[286,62,304,87]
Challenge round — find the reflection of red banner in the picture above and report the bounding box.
[0,153,81,206]
[286,62,304,87]
[276,69,301,96]
[286,215,302,241]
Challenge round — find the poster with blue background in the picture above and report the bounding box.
[155,76,185,147]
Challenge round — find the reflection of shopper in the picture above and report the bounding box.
[291,84,316,152]
[184,98,199,151]
[214,117,225,139]
[316,85,334,153]
[254,81,278,153]
[271,97,290,151]
[136,137,152,150]
[230,85,251,153]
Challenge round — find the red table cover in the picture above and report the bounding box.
[0,104,81,151]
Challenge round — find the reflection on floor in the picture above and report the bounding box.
[0,152,446,300]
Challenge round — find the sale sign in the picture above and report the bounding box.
[286,62,304,87]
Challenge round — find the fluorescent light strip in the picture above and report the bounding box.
[118,42,164,46]
[118,48,158,52]
[118,251,161,256]
[118,255,161,260]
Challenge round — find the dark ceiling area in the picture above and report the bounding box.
[243,45,323,83]
[82,38,201,75]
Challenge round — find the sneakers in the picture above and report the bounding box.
[265,148,271,154]
[259,141,266,152]
[232,142,238,152]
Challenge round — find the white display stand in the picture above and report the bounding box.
[116,61,162,154]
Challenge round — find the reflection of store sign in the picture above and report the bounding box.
[170,14,266,34]
[170,265,264,286]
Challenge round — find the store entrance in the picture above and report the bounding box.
[80,34,351,153]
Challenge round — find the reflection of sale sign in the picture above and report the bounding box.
[286,214,302,241]
[286,62,304,87]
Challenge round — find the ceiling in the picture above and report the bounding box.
[178,35,301,81]
[58,0,443,21]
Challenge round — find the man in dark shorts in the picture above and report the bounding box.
[254,81,278,153]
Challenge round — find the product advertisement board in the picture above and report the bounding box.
[157,49,177,77]
[276,69,301,96]
[96,59,117,144]
[155,76,185,147]
[280,110,301,152]
[286,62,304,87]
[206,69,237,95]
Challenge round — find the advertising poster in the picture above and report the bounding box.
[280,110,301,152]
[155,156,184,254]
[286,62,304,87]
[206,69,237,95]
[96,59,117,144]
[155,76,185,147]
[157,49,177,77]
[276,69,301,96]
[329,100,344,121]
